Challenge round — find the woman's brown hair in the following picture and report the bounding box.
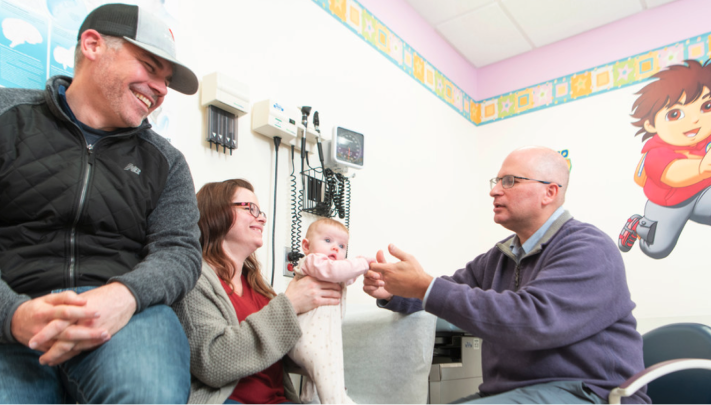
[196,179,276,299]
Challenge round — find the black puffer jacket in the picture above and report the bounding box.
[0,76,201,343]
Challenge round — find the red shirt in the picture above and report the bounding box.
[642,135,711,206]
[221,275,287,404]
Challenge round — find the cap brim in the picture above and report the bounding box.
[124,37,198,95]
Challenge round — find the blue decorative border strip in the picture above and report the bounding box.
[311,0,477,124]
[313,0,710,126]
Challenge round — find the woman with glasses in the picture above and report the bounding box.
[172,179,342,404]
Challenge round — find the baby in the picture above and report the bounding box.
[288,218,373,404]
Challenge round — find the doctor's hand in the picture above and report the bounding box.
[363,271,394,301]
[369,244,433,301]
[285,276,342,315]
[363,250,394,301]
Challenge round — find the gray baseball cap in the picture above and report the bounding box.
[78,3,198,95]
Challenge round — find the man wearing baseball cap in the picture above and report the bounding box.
[0,3,201,403]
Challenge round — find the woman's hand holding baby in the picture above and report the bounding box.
[285,276,342,314]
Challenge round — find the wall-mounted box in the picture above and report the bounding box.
[201,72,249,117]
[251,99,299,144]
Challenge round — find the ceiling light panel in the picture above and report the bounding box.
[436,1,532,67]
[405,0,495,26]
[644,0,678,8]
[501,0,643,47]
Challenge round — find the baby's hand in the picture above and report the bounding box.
[358,256,377,266]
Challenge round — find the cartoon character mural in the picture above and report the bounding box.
[559,149,572,172]
[619,59,711,259]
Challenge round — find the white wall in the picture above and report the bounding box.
[474,85,711,322]
[163,0,711,321]
[163,0,479,305]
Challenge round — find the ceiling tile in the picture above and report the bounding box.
[644,0,677,8]
[501,0,643,47]
[436,2,532,67]
[405,0,495,26]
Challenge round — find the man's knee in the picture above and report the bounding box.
[94,371,189,404]
[109,305,190,394]
[0,344,67,403]
[63,305,190,403]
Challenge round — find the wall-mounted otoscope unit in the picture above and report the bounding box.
[201,72,250,154]
[301,124,363,223]
[251,100,364,280]
[252,100,299,143]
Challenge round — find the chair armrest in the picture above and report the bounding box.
[608,358,711,404]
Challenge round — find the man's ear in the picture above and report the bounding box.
[78,29,104,62]
[541,183,559,206]
[643,119,658,134]
[301,238,310,256]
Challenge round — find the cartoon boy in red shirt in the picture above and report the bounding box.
[619,59,711,259]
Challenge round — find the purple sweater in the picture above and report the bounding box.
[383,212,649,404]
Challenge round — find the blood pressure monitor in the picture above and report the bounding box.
[324,126,364,172]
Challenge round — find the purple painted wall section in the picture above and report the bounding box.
[477,0,711,99]
[358,0,711,100]
[356,0,478,97]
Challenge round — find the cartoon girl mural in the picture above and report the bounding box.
[619,59,711,259]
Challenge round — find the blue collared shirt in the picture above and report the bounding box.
[422,206,566,310]
[511,206,565,259]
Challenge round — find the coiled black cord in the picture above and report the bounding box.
[288,145,303,263]
[296,188,304,241]
[344,176,351,229]
[334,173,345,219]
[324,169,337,218]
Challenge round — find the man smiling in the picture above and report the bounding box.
[0,3,201,403]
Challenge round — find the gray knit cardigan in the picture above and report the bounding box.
[172,261,302,404]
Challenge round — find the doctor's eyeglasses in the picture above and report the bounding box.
[489,175,563,190]
[232,202,267,220]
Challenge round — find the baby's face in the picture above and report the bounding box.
[307,225,349,260]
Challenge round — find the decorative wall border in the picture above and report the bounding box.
[314,0,711,126]
[312,0,476,124]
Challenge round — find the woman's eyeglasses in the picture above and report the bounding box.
[232,202,267,220]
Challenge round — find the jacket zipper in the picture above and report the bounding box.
[68,144,95,288]
[498,244,522,291]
